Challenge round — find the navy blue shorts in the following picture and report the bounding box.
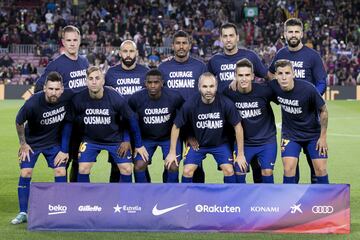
[281,138,328,159]
[184,143,233,167]
[234,142,277,173]
[78,142,132,164]
[134,139,182,163]
[20,145,65,169]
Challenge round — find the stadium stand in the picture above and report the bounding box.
[0,0,359,85]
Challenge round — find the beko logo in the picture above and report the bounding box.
[78,205,102,212]
[48,204,67,215]
[312,206,334,214]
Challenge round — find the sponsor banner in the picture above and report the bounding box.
[28,183,350,233]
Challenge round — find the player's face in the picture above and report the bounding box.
[220,27,239,53]
[120,42,138,67]
[275,65,295,91]
[172,37,190,59]
[284,25,303,48]
[62,31,80,56]
[87,70,104,94]
[199,76,217,103]
[145,75,163,98]
[44,81,64,103]
[235,66,254,91]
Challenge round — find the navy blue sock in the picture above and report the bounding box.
[77,173,90,182]
[120,174,132,183]
[167,171,179,183]
[224,174,236,183]
[55,176,67,183]
[262,175,274,183]
[316,175,329,184]
[18,176,31,213]
[236,174,246,183]
[134,171,147,183]
[283,176,296,184]
[181,176,192,183]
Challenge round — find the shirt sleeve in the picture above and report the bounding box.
[311,52,327,95]
[251,52,268,78]
[34,62,57,93]
[174,103,190,129]
[16,102,30,125]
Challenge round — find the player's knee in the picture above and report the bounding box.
[183,165,196,177]
[118,163,133,175]
[262,169,273,176]
[20,168,33,178]
[54,167,66,176]
[78,164,91,174]
[168,162,179,172]
[134,161,147,172]
[221,164,234,176]
[313,166,327,176]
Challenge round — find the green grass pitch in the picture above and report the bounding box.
[0,100,359,239]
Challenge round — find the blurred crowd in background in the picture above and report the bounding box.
[0,0,359,86]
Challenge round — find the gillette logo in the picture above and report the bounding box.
[48,204,67,215]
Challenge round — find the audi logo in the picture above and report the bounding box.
[312,206,334,214]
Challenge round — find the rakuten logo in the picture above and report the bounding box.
[78,205,102,212]
[48,204,67,215]
[195,204,241,213]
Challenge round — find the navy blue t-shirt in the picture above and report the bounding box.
[105,63,149,101]
[16,89,74,150]
[158,57,207,100]
[207,49,268,92]
[269,80,325,141]
[223,83,277,146]
[174,94,241,147]
[35,54,89,92]
[128,88,184,141]
[269,46,327,95]
[68,87,135,145]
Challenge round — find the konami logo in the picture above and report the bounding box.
[48,204,67,215]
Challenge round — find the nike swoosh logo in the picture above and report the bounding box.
[152,203,187,216]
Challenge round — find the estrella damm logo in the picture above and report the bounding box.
[281,138,290,152]
[79,142,87,153]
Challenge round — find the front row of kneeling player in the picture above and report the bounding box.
[12,59,328,224]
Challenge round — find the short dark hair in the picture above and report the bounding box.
[146,68,163,80]
[220,22,238,36]
[45,71,63,85]
[274,59,294,72]
[284,18,303,30]
[61,25,80,38]
[198,72,217,87]
[172,30,190,43]
[235,58,254,73]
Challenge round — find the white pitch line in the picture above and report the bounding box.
[328,133,360,138]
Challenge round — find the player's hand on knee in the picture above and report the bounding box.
[235,154,247,172]
[18,143,33,162]
[134,146,149,162]
[118,141,132,158]
[54,151,69,167]
[316,137,328,156]
[165,152,178,169]
[187,137,199,151]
